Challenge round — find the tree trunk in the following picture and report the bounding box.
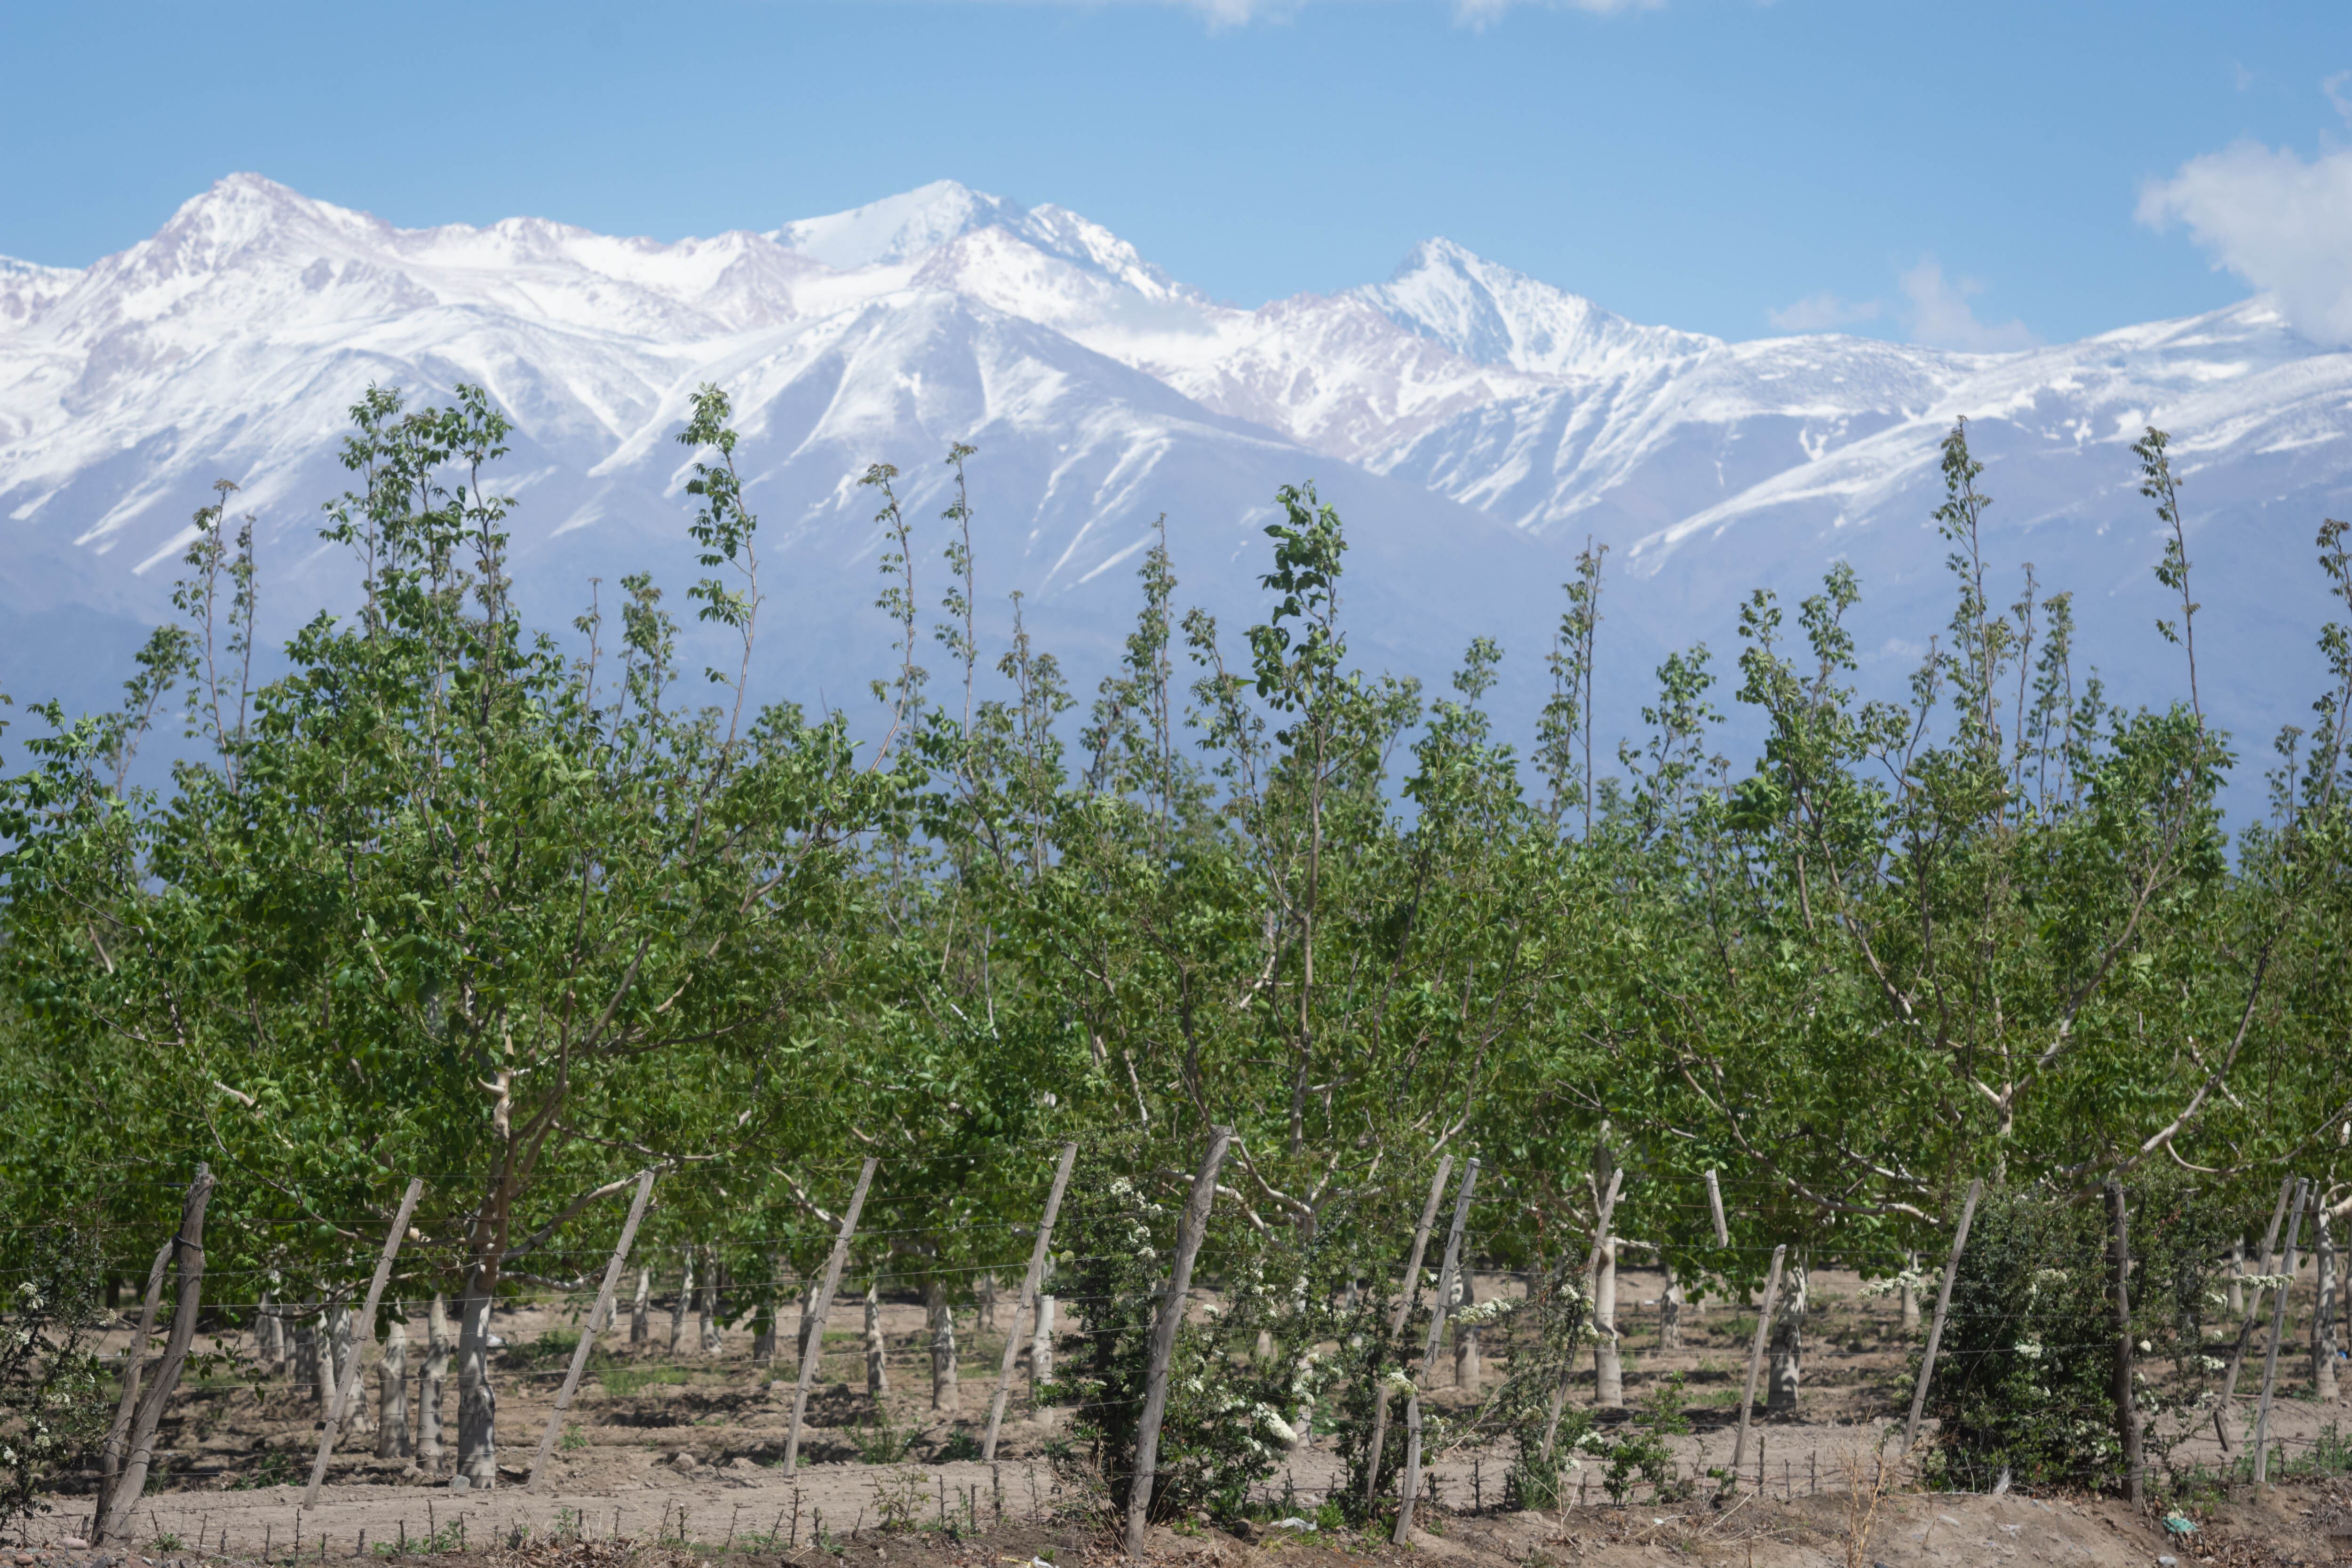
[1899,1251,1921,1334]
[1453,1269,1480,1392]
[752,1256,779,1365]
[1659,1264,1683,1352]
[418,1293,450,1469]
[669,1249,693,1356]
[865,1283,888,1398]
[378,1311,412,1460]
[976,1272,997,1337]
[2228,1237,2246,1319]
[630,1267,651,1348]
[1592,1235,1622,1408]
[313,1310,336,1412]
[292,1310,321,1407]
[1030,1294,1055,1401]
[331,1304,372,1435]
[2316,1210,2340,1401]
[926,1275,959,1412]
[256,1289,284,1372]
[698,1247,723,1356]
[455,1268,498,1487]
[95,1167,213,1545]
[1767,1262,1807,1411]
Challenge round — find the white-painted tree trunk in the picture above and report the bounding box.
[1767,1263,1808,1411]
[454,1271,498,1486]
[668,1248,693,1356]
[255,1291,284,1372]
[330,1305,373,1436]
[1454,1270,1481,1392]
[864,1282,887,1398]
[2315,1210,2339,1401]
[698,1247,723,1356]
[377,1311,411,1460]
[312,1310,335,1412]
[976,1272,997,1336]
[1592,1236,1622,1408]
[290,1310,318,1397]
[1030,1294,1055,1401]
[1899,1251,1921,1334]
[2228,1237,2246,1319]
[417,1293,450,1469]
[926,1275,959,1412]
[629,1266,651,1348]
[1659,1264,1683,1352]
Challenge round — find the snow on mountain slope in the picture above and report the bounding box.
[4,173,2350,786]
[1359,238,1715,379]
[0,175,1558,734]
[0,257,80,336]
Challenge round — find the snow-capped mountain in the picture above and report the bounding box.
[3,174,2349,787]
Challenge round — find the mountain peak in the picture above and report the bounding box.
[1362,237,1715,377]
[771,180,1021,271]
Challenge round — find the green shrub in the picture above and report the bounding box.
[1922,1178,2236,1494]
[1048,1157,1339,1525]
[0,1227,109,1535]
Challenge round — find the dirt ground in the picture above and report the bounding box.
[28,1266,2352,1566]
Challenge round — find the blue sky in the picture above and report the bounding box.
[4,0,2348,346]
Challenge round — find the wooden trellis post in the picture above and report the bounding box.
[1729,1244,1786,1485]
[983,1142,1078,1462]
[1125,1127,1233,1558]
[305,1178,425,1507]
[1901,1178,1982,1456]
[528,1170,657,1490]
[781,1159,877,1479]
[1394,1158,1478,1544]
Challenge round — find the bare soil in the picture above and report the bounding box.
[31,1268,2352,1566]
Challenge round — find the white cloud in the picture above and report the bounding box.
[1765,290,1881,332]
[1897,255,2036,352]
[1451,0,1660,28]
[2137,139,2352,347]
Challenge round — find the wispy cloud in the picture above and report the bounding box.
[2138,137,2352,347]
[1450,0,1661,30]
[1765,290,1880,333]
[949,0,1658,27]
[1897,256,2036,352]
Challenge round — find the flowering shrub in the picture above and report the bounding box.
[0,1227,108,1534]
[1921,1178,2236,1495]
[1045,1161,1341,1525]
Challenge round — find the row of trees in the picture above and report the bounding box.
[2,385,2348,1502]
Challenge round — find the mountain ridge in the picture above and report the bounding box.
[3,174,2349,801]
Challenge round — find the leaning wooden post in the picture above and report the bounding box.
[304,1178,425,1508]
[1394,1158,1478,1544]
[1901,1178,1982,1457]
[1704,1170,1729,1250]
[2254,1179,2309,1488]
[1539,1166,1621,1467]
[528,1170,657,1491]
[1363,1156,1454,1511]
[983,1143,1078,1463]
[1729,1244,1787,1486]
[781,1158,878,1479]
[2220,1175,2299,1439]
[1125,1126,1233,1558]
[2106,1181,2143,1506]
[96,1164,215,1544]
[96,1242,173,1504]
